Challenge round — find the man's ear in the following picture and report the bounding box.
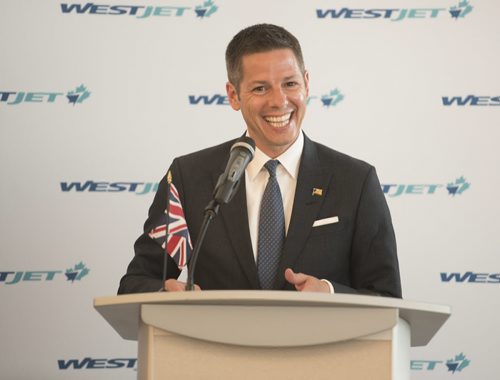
[303,70,310,97]
[226,82,240,111]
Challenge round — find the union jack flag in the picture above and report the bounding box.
[148,181,192,269]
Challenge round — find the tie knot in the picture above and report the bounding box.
[264,160,279,178]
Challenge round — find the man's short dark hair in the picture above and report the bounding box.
[225,23,305,92]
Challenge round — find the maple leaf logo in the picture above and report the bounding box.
[195,0,218,18]
[65,262,90,282]
[66,84,91,105]
[321,89,344,107]
[449,0,473,19]
[446,353,470,373]
[446,176,470,196]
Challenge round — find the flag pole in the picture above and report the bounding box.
[161,170,172,291]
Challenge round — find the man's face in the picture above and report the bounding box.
[226,49,309,158]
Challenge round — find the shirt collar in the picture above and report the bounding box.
[246,132,304,181]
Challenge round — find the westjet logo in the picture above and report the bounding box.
[442,95,500,106]
[58,357,137,370]
[412,353,470,373]
[188,94,229,105]
[1,262,89,285]
[60,1,218,19]
[440,271,500,283]
[316,1,473,21]
[60,181,158,195]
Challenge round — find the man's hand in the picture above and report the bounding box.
[284,268,330,293]
[164,279,201,292]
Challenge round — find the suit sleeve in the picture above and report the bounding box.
[117,162,182,294]
[333,166,402,298]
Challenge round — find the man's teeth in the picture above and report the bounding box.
[264,113,292,127]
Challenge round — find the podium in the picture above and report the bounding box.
[94,291,450,380]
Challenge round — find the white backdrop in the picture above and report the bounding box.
[1,0,499,378]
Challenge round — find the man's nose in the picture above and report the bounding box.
[268,87,288,108]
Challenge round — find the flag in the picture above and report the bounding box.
[149,181,192,269]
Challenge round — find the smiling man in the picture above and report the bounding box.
[118,24,402,297]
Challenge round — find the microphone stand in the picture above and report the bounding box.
[185,200,220,291]
[184,136,254,291]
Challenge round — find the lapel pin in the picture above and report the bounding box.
[312,188,323,197]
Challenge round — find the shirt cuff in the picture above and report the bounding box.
[320,279,335,294]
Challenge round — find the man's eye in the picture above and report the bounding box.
[285,81,298,88]
[253,86,265,93]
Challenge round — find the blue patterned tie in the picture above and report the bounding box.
[257,160,285,289]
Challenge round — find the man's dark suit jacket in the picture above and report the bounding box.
[118,133,402,298]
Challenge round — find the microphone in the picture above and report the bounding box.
[213,136,255,204]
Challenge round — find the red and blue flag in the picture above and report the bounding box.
[149,183,192,269]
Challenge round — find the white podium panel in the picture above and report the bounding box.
[95,291,450,380]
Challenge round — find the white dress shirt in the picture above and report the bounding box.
[245,133,303,260]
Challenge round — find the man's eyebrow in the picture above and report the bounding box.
[247,80,268,86]
[283,74,301,81]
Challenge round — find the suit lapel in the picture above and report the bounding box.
[275,136,332,289]
[214,167,260,289]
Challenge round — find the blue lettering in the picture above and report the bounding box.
[127,6,143,15]
[406,185,424,195]
[128,182,142,192]
[488,273,500,283]
[152,6,190,17]
[411,360,442,370]
[468,273,500,283]
[60,181,93,192]
[346,9,363,18]
[23,271,61,281]
[137,6,153,18]
[0,92,16,102]
[47,93,63,102]
[136,182,153,195]
[316,8,351,19]
[89,4,109,14]
[414,8,444,18]
[441,272,500,283]
[106,358,125,368]
[427,184,441,194]
[25,93,45,102]
[408,9,434,19]
[381,184,396,194]
[188,95,228,105]
[365,9,397,19]
[440,272,473,282]
[0,271,15,282]
[60,181,153,193]
[5,272,23,285]
[392,9,408,22]
[442,95,477,106]
[60,3,94,14]
[388,184,405,197]
[108,182,128,192]
[470,273,489,283]
[89,182,108,191]
[58,357,92,369]
[490,96,500,106]
[23,271,44,281]
[107,358,137,368]
[1,271,61,284]
[88,358,107,368]
[58,357,137,369]
[108,5,130,15]
[8,92,25,105]
[473,96,490,106]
